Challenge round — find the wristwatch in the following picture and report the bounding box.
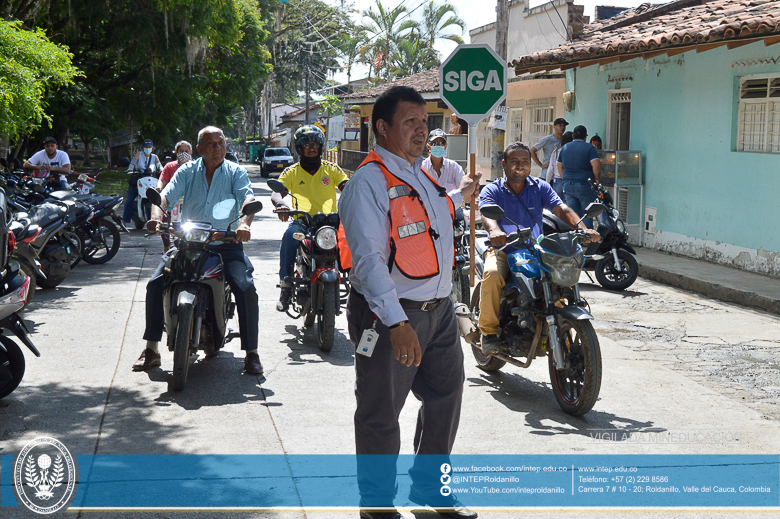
[389,320,409,330]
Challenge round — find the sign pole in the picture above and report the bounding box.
[468,127,477,288]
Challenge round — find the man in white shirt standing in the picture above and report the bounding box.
[421,129,466,207]
[23,137,71,190]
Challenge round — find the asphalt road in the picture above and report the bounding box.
[1,165,778,519]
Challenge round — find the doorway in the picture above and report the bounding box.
[608,90,631,150]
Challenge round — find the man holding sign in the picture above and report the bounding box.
[340,86,480,519]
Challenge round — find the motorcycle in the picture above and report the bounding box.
[145,188,263,391]
[456,202,606,416]
[127,162,162,229]
[267,179,345,353]
[451,209,470,305]
[543,180,638,290]
[0,187,39,399]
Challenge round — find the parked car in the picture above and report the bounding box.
[260,147,294,178]
[225,151,239,164]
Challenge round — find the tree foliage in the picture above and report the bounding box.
[420,1,465,48]
[0,20,80,141]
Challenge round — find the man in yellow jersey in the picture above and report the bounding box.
[272,125,348,311]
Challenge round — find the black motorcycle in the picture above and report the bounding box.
[543,181,638,290]
[145,188,263,391]
[0,188,39,399]
[267,179,345,353]
[451,209,470,305]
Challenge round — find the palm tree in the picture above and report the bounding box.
[337,29,368,86]
[362,0,419,81]
[389,39,440,80]
[420,0,466,48]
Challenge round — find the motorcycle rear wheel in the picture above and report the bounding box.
[0,336,25,399]
[594,250,638,291]
[450,264,470,305]
[317,282,336,352]
[172,305,195,391]
[548,318,602,416]
[468,283,506,372]
[82,219,121,264]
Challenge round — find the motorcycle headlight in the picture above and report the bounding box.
[616,219,627,235]
[539,248,584,287]
[181,221,212,243]
[315,226,338,250]
[611,208,620,219]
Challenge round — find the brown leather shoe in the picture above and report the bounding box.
[244,352,263,375]
[132,348,161,371]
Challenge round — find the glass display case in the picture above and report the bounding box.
[598,150,643,245]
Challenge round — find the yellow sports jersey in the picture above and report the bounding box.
[279,161,347,215]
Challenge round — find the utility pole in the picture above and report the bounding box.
[491,0,510,179]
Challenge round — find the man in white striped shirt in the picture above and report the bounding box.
[421,129,466,208]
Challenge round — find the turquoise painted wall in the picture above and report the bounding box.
[565,42,780,253]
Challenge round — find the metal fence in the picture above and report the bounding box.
[340,149,369,175]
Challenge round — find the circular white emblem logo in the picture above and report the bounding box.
[13,437,77,514]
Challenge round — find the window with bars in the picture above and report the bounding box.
[524,98,556,148]
[508,107,524,144]
[737,75,780,154]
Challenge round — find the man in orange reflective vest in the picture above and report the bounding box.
[339,86,481,519]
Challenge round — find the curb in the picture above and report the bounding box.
[638,264,780,316]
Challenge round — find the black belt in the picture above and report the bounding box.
[399,298,446,312]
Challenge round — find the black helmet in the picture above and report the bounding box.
[294,125,324,156]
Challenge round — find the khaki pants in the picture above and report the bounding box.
[478,249,509,335]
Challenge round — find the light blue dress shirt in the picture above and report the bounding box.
[339,145,455,327]
[161,158,254,228]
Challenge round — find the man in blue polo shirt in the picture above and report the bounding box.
[557,124,601,228]
[477,142,599,354]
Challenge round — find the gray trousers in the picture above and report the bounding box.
[347,291,465,506]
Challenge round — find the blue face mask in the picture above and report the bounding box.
[430,145,446,158]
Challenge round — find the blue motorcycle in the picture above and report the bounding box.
[456,202,606,416]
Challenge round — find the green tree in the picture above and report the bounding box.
[317,94,343,143]
[362,0,419,82]
[420,0,466,48]
[389,39,440,80]
[336,29,368,86]
[0,20,80,143]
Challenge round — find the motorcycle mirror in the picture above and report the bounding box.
[146,187,162,207]
[241,199,263,216]
[119,157,131,167]
[584,202,606,218]
[267,179,289,196]
[480,204,505,221]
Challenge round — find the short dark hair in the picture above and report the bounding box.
[561,131,574,147]
[590,134,602,145]
[372,86,426,135]
[503,141,531,161]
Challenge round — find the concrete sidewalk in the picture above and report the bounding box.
[635,247,780,315]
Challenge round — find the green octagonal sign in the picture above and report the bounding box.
[439,44,508,126]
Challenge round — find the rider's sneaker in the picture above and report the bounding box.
[480,334,501,356]
[276,286,292,312]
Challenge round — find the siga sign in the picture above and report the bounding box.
[439,44,508,126]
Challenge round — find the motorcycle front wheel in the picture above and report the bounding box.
[468,282,506,372]
[82,219,121,264]
[172,305,195,391]
[0,336,25,399]
[595,250,638,291]
[548,318,602,416]
[317,282,336,352]
[63,231,83,269]
[450,264,470,305]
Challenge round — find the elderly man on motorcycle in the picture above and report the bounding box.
[272,125,348,312]
[478,141,600,355]
[133,126,264,375]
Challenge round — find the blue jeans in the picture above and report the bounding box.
[280,219,307,280]
[551,178,564,199]
[563,180,598,229]
[123,174,140,223]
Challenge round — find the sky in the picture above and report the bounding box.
[324,0,647,85]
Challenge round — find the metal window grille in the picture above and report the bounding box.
[524,98,555,148]
[508,107,523,144]
[737,75,780,154]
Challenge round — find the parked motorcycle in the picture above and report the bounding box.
[456,202,606,416]
[267,179,345,353]
[451,209,470,305]
[0,188,39,399]
[145,188,263,391]
[543,180,638,290]
[127,163,162,229]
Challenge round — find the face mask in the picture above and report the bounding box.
[177,152,191,164]
[143,147,152,155]
[430,145,446,158]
